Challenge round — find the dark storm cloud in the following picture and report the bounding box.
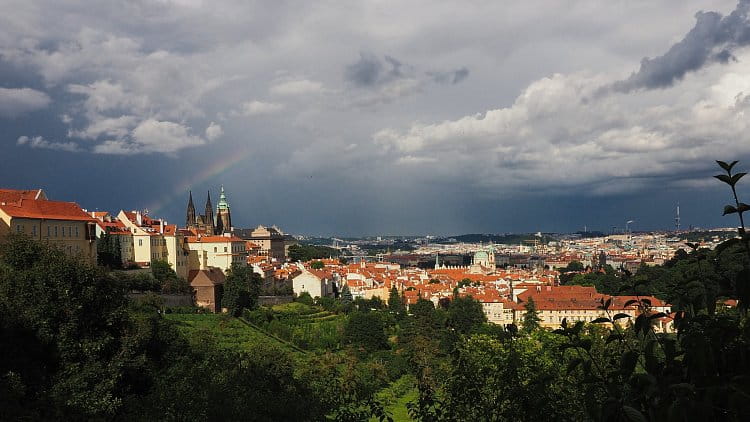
[612,0,750,92]
[428,67,469,85]
[344,52,407,87]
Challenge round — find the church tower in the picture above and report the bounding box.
[215,185,232,234]
[204,191,215,234]
[186,190,196,228]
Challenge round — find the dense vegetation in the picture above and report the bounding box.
[437,233,555,245]
[288,243,342,262]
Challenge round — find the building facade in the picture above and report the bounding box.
[0,196,97,263]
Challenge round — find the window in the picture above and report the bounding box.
[224,247,228,252]
[16,225,22,233]
[54,226,58,237]
[31,225,37,236]
[47,226,50,237]
[138,239,143,246]
[214,247,217,253]
[75,227,79,237]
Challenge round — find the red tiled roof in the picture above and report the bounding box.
[0,199,94,222]
[187,235,245,243]
[0,188,45,203]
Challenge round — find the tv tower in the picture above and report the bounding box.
[675,203,681,232]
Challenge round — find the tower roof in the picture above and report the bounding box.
[217,185,230,210]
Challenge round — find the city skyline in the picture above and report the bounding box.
[2,0,750,235]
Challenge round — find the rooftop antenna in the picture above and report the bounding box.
[675,202,681,232]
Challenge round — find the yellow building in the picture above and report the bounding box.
[186,234,248,272]
[0,197,97,263]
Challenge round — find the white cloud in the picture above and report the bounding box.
[17,135,79,152]
[0,87,51,118]
[238,100,284,116]
[129,119,206,154]
[205,121,223,140]
[373,56,750,194]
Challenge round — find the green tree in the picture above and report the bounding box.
[151,260,191,294]
[340,283,353,305]
[388,286,406,320]
[0,235,166,418]
[561,260,584,273]
[439,333,587,421]
[221,264,262,316]
[342,311,389,352]
[521,297,541,334]
[446,295,486,335]
[296,291,314,306]
[310,260,325,269]
[151,259,176,282]
[97,232,122,269]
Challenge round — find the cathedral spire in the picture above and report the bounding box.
[186,190,196,228]
[205,191,215,234]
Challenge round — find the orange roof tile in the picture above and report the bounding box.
[0,199,94,222]
[0,188,45,203]
[187,235,245,243]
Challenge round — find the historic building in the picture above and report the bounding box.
[240,225,286,261]
[0,191,98,263]
[186,187,233,235]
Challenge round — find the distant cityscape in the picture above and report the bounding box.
[1,185,739,331]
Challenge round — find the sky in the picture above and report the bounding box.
[2,0,750,236]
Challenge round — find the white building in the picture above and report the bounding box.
[186,234,248,272]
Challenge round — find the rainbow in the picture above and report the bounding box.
[147,148,252,216]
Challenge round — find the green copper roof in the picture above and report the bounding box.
[217,185,230,210]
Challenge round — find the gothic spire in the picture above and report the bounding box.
[186,190,196,228]
[205,191,215,233]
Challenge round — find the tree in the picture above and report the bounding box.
[521,297,541,334]
[438,333,587,421]
[0,235,168,418]
[310,260,324,269]
[388,286,406,319]
[342,311,389,352]
[340,283,353,305]
[457,278,472,288]
[151,260,175,282]
[561,260,584,273]
[221,264,262,316]
[97,232,122,269]
[287,244,340,262]
[446,295,486,335]
[296,291,314,306]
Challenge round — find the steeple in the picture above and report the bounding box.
[215,185,232,234]
[204,191,215,234]
[186,190,196,228]
[217,185,230,210]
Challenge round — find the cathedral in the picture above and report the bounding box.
[186,186,233,235]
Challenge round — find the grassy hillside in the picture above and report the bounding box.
[165,313,302,354]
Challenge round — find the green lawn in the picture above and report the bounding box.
[371,375,417,422]
[386,388,417,422]
[165,313,299,353]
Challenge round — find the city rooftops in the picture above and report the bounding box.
[0,198,94,222]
